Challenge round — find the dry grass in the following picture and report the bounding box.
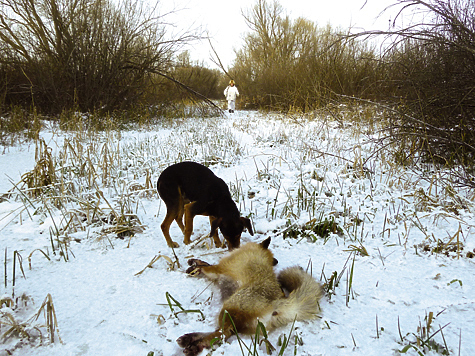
[1,102,473,354]
[0,293,60,351]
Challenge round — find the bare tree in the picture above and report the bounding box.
[0,0,202,113]
[232,0,379,111]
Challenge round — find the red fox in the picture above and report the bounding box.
[177,237,322,355]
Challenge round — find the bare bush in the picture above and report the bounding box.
[0,0,200,114]
[231,0,381,111]
[168,51,223,100]
[355,0,475,173]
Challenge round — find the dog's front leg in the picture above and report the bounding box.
[209,216,223,248]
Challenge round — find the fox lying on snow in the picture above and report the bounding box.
[177,237,323,355]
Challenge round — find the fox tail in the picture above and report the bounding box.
[267,266,322,330]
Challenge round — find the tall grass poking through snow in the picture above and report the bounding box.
[2,117,247,250]
[1,105,474,354]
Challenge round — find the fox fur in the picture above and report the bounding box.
[177,237,322,355]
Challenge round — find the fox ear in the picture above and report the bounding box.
[260,237,271,249]
[240,217,254,236]
[210,217,222,236]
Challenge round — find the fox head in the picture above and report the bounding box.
[259,237,278,266]
[234,237,278,266]
[210,216,254,250]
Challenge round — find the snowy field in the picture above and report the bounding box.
[1,109,474,356]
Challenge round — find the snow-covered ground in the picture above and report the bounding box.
[1,110,474,356]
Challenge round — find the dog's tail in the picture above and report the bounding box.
[267,266,322,331]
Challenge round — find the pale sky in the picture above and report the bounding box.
[158,0,405,68]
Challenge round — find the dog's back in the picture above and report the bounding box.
[157,161,229,203]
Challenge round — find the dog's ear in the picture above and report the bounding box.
[210,217,222,237]
[240,217,254,236]
[260,237,271,249]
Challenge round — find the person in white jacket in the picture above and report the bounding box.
[224,80,239,113]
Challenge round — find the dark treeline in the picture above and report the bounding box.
[230,0,381,110]
[231,0,474,116]
[161,51,223,102]
[375,0,475,168]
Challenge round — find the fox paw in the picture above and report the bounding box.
[177,332,206,347]
[186,259,210,275]
[177,332,207,356]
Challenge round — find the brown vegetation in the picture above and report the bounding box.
[0,0,205,114]
[378,0,475,169]
[229,0,474,180]
[230,0,381,111]
[0,0,474,183]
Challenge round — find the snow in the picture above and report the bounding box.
[1,110,474,356]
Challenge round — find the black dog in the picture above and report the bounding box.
[157,161,253,249]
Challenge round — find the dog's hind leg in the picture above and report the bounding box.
[161,209,179,248]
[183,201,197,245]
[175,192,186,234]
[158,181,181,248]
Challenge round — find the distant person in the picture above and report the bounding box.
[224,80,239,113]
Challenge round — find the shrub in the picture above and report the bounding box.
[0,0,199,114]
[377,0,475,172]
[230,0,381,111]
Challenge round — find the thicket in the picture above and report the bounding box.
[1,0,474,180]
[230,0,475,177]
[375,0,475,169]
[162,51,223,101]
[230,0,382,111]
[0,0,212,115]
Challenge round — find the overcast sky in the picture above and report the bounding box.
[158,0,406,68]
